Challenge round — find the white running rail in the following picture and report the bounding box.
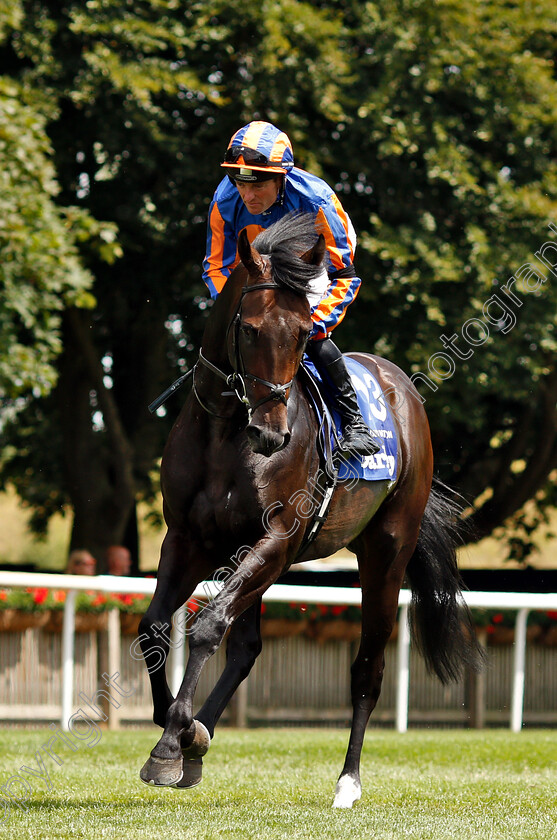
[0,570,556,733]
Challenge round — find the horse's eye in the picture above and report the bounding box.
[298,329,309,350]
[240,322,257,340]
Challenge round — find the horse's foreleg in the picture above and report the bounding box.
[150,598,263,791]
[141,539,287,787]
[138,605,174,730]
[138,530,207,730]
[195,597,262,737]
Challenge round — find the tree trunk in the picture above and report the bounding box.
[57,309,137,571]
[468,366,557,541]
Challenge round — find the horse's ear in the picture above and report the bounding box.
[300,233,326,267]
[238,229,265,275]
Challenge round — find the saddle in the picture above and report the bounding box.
[148,353,397,555]
[300,356,398,482]
[293,357,399,556]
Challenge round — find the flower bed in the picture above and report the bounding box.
[0,586,152,614]
[1,588,557,644]
[260,601,362,642]
[471,608,557,646]
[0,586,152,633]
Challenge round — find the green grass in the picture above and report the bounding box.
[0,728,556,839]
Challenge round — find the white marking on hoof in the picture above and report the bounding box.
[332,774,361,809]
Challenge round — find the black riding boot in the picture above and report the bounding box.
[325,356,381,456]
[307,339,381,457]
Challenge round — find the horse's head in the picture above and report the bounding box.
[233,216,326,457]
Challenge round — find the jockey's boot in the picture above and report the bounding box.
[325,356,381,457]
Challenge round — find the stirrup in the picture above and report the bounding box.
[338,423,381,457]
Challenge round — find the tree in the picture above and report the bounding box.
[1,0,556,566]
[0,76,101,403]
[0,0,351,567]
[325,0,557,559]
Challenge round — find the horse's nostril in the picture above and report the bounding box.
[246,425,288,456]
[246,424,261,445]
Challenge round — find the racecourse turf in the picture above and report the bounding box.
[0,728,556,839]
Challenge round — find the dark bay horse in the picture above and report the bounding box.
[139,213,482,808]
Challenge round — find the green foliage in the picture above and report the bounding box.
[326,0,557,554]
[0,0,556,561]
[262,600,362,623]
[0,585,152,613]
[0,80,95,399]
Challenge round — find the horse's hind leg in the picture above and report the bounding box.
[333,513,420,809]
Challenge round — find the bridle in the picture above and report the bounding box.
[193,281,296,421]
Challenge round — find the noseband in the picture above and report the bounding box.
[194,281,295,421]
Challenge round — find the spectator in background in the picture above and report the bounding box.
[66,549,96,576]
[106,545,131,576]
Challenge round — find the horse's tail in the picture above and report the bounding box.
[405,478,485,684]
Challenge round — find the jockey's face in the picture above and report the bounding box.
[234,177,281,215]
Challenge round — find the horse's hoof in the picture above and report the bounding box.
[139,754,184,787]
[181,719,211,759]
[173,757,203,789]
[332,774,361,809]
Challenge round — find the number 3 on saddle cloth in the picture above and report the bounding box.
[301,355,399,483]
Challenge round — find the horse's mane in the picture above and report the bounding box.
[252,212,326,296]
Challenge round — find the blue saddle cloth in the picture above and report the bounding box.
[302,355,399,482]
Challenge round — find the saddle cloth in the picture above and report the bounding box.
[302,355,399,482]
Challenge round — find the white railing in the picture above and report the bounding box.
[0,570,556,733]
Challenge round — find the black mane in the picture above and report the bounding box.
[252,213,325,295]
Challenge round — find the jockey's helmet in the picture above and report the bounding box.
[221,121,294,182]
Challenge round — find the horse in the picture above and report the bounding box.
[138,212,482,808]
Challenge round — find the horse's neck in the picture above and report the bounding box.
[193,265,247,419]
[201,264,246,368]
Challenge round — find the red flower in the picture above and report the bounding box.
[332,605,346,617]
[299,604,307,613]
[318,605,329,616]
[492,613,504,624]
[33,588,49,605]
[260,603,266,615]
[53,590,66,603]
[546,611,557,621]
[0,591,7,601]
[91,594,107,607]
[187,599,200,613]
[486,625,495,634]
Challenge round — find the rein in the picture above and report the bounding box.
[148,281,297,420]
[194,281,295,421]
[148,278,338,556]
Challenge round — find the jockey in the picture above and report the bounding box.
[203,120,379,457]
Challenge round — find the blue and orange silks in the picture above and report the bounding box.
[202,168,362,340]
